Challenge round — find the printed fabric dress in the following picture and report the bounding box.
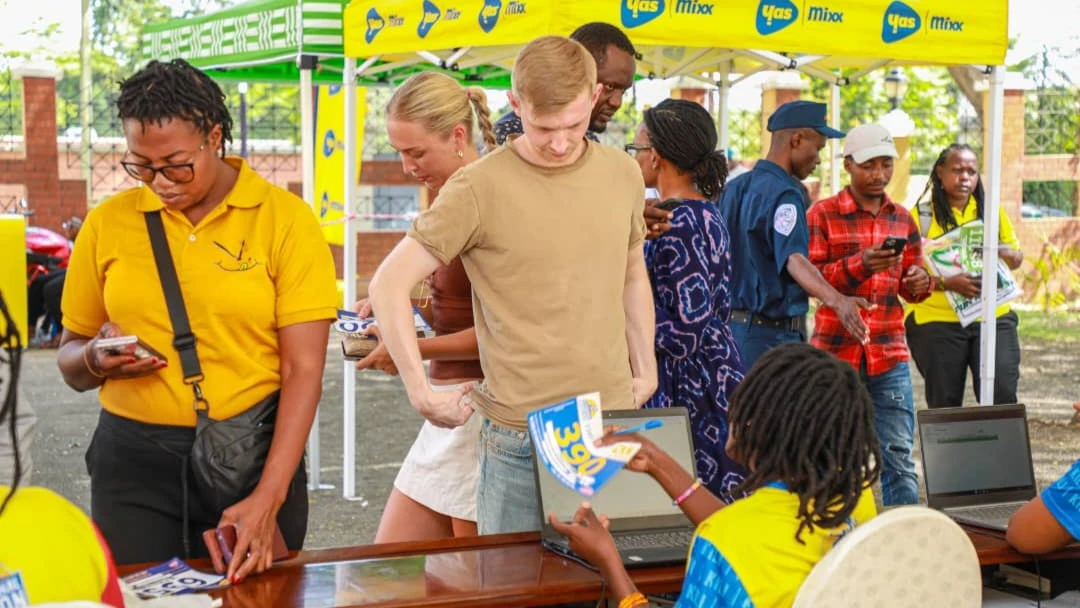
[643,199,748,500]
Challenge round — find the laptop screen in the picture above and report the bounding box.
[918,405,1036,505]
[535,408,696,532]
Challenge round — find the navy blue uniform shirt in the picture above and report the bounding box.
[718,159,811,319]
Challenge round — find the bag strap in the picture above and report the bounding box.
[144,211,208,412]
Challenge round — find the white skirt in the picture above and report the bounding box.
[394,383,481,521]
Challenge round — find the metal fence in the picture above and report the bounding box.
[1025,87,1080,156]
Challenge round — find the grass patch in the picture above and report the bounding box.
[1016,309,1080,343]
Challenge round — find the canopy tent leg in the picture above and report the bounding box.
[300,58,333,490]
[342,58,363,500]
[716,67,731,156]
[830,81,841,197]
[978,65,1005,406]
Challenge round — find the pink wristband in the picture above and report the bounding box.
[673,478,703,506]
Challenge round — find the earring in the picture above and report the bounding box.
[456,149,464,159]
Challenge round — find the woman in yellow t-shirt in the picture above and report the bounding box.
[54,59,337,583]
[905,144,1024,408]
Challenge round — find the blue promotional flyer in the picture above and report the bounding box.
[528,393,641,497]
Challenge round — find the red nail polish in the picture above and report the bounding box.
[128,357,136,364]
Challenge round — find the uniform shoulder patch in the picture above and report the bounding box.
[774,203,798,237]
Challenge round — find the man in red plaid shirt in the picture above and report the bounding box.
[807,123,932,506]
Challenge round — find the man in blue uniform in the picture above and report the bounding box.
[719,100,871,367]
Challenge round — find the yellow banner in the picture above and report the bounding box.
[345,0,1007,66]
[0,215,27,342]
[314,84,367,246]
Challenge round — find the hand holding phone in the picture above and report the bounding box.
[94,335,167,363]
[202,523,290,575]
[880,236,906,257]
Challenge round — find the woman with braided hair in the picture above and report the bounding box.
[352,71,496,542]
[904,143,1024,408]
[549,342,881,608]
[56,59,337,580]
[627,98,747,499]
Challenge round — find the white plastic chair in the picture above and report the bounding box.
[792,505,982,608]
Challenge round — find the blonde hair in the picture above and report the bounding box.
[387,72,496,152]
[511,36,597,114]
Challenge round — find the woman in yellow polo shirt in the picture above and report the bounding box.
[55,59,337,583]
[905,143,1024,408]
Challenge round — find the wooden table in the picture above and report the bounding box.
[119,529,1080,607]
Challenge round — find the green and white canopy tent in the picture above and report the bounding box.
[142,0,352,491]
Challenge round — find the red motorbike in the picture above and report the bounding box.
[22,200,72,344]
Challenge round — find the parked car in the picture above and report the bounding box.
[1021,202,1070,218]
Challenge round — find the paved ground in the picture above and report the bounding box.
[14,327,1080,551]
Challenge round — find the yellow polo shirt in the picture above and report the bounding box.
[906,197,1019,325]
[62,157,337,426]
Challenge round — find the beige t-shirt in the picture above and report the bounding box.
[408,139,646,428]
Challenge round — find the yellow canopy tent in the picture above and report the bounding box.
[334,0,1009,498]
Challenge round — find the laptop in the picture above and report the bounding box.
[534,407,698,568]
[917,403,1038,531]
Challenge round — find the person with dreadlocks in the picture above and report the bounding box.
[627,98,747,499]
[55,59,337,582]
[0,290,125,606]
[904,143,1024,408]
[550,343,880,608]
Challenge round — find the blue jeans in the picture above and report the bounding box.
[729,320,805,371]
[861,360,919,506]
[477,419,542,534]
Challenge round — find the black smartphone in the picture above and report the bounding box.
[881,236,906,256]
[654,198,683,212]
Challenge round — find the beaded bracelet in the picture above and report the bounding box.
[673,478,703,506]
[618,591,649,608]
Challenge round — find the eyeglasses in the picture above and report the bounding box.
[624,144,652,155]
[121,144,205,184]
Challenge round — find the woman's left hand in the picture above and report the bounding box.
[548,503,619,571]
[219,490,282,584]
[998,247,1024,270]
[355,326,399,375]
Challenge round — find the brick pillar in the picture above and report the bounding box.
[984,88,1026,221]
[0,60,86,233]
[670,87,709,108]
[760,72,808,158]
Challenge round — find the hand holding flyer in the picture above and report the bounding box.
[527,393,642,497]
[922,219,1021,327]
[335,308,431,359]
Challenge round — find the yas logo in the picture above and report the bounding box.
[621,0,664,29]
[478,0,501,33]
[213,240,261,273]
[807,5,844,23]
[418,0,441,38]
[929,14,964,32]
[756,0,798,35]
[365,8,385,43]
[322,129,343,158]
[882,1,920,43]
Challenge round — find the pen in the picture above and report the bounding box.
[611,420,663,436]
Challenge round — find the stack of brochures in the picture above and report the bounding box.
[335,307,431,359]
[528,392,642,497]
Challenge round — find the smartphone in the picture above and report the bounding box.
[881,236,906,256]
[654,198,683,212]
[95,335,167,362]
[202,523,290,573]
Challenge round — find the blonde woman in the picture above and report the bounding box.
[354,72,495,542]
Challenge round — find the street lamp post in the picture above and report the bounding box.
[884,67,909,111]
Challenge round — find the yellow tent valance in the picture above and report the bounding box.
[345,0,1007,70]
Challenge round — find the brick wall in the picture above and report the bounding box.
[0,71,85,233]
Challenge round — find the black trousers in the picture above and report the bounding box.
[86,409,308,565]
[905,311,1021,408]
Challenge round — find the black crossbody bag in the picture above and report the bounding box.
[145,210,279,514]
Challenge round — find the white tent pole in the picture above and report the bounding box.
[978,65,1005,406]
[342,58,361,499]
[717,66,731,154]
[300,62,331,490]
[830,81,841,196]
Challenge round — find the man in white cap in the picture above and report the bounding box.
[806,122,931,506]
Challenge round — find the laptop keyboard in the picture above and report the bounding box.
[614,529,694,551]
[949,503,1023,526]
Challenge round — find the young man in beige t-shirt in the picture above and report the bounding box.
[368,36,657,534]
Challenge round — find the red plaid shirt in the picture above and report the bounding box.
[807,188,929,376]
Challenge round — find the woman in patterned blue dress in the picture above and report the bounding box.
[628,99,747,499]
